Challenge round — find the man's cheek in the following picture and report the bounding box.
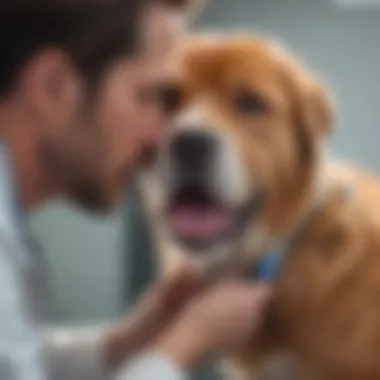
[142,112,166,147]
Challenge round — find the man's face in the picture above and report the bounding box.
[39,6,185,212]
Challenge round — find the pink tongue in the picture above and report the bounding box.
[169,207,232,239]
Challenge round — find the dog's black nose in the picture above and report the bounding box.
[170,130,215,182]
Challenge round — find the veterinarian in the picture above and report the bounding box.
[0,1,272,380]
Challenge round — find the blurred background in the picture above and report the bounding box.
[29,0,380,378]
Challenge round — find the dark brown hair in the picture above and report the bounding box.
[158,0,194,7]
[0,0,193,97]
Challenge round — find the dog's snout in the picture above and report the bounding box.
[170,130,216,171]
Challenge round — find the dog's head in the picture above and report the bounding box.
[141,34,334,269]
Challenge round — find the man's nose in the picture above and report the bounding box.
[143,116,166,148]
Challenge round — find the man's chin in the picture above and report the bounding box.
[68,187,123,215]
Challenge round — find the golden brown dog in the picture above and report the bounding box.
[139,34,380,380]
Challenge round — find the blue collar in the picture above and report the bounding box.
[251,183,354,282]
[254,241,291,281]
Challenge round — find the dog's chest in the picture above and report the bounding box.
[219,353,304,380]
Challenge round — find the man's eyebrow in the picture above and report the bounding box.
[156,80,181,91]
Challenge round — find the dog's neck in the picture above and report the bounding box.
[245,174,354,282]
[251,185,327,281]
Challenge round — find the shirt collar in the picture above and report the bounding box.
[0,142,30,245]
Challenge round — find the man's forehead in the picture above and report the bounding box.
[141,5,186,55]
[138,44,182,81]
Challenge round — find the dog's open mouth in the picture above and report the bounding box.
[166,185,262,250]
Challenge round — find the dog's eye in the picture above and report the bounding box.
[158,85,183,114]
[234,90,269,115]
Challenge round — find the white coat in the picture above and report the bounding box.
[0,144,185,380]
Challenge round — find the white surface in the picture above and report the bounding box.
[116,355,186,380]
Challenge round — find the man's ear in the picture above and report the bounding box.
[22,49,82,128]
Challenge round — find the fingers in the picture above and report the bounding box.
[244,283,273,340]
[155,266,210,316]
[166,263,211,290]
[250,283,273,307]
[210,277,273,297]
[231,282,273,319]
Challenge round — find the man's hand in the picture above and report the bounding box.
[151,280,272,370]
[104,267,208,369]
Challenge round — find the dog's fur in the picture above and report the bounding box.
[139,34,380,380]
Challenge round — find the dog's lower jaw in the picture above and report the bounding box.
[161,218,273,279]
[159,237,245,278]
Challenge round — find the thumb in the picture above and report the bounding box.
[248,283,273,315]
[251,283,273,303]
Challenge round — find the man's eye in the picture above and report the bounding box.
[159,86,182,114]
[234,89,269,115]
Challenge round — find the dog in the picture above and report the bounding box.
[138,33,380,380]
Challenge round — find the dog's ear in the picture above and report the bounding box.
[278,53,335,166]
[302,78,334,138]
[281,54,335,139]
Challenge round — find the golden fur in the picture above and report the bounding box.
[140,34,380,380]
